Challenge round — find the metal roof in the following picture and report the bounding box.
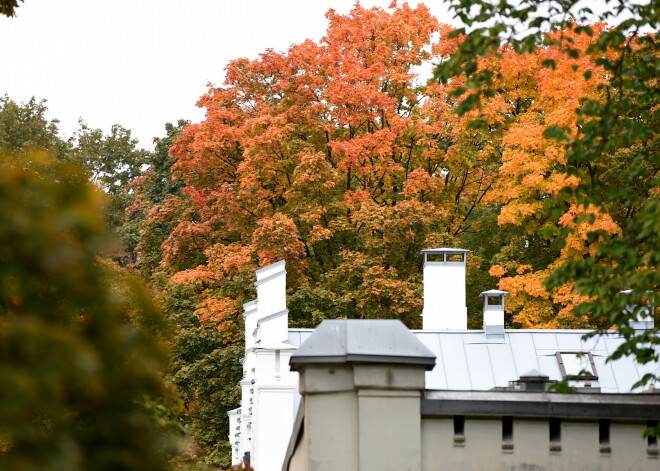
[414,329,660,393]
[287,328,659,393]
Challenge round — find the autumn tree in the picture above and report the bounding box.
[134,3,658,464]
[436,0,659,385]
[159,3,498,333]
[135,6,499,466]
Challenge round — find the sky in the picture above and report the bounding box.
[0,0,455,149]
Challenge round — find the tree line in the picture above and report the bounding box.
[1,1,657,469]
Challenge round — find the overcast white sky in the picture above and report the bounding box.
[0,0,456,149]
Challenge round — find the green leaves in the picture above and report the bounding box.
[437,0,659,389]
[0,151,175,470]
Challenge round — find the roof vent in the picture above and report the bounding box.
[514,369,551,392]
[617,290,655,330]
[479,289,507,336]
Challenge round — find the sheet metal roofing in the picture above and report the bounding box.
[287,328,660,394]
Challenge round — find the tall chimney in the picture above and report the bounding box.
[421,248,469,329]
[254,260,288,344]
[479,289,507,335]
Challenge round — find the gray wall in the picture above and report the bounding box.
[421,417,658,471]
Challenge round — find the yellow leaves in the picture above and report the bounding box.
[558,205,621,257]
[499,271,550,299]
[498,202,542,225]
[516,265,532,274]
[169,266,213,285]
[205,243,255,279]
[292,152,338,189]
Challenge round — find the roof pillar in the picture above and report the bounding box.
[286,320,435,471]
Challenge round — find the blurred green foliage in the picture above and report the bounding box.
[0,150,175,470]
[0,95,149,266]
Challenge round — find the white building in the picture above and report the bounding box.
[228,248,659,470]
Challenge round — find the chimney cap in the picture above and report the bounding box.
[479,289,508,298]
[421,247,470,255]
[290,319,436,370]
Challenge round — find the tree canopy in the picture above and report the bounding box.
[130,5,659,463]
[436,0,659,386]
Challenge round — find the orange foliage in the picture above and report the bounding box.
[140,4,630,332]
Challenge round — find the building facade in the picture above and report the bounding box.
[228,248,659,471]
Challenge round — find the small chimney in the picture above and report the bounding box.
[617,290,655,330]
[421,248,469,330]
[479,289,507,335]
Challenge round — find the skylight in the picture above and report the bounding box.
[556,352,597,380]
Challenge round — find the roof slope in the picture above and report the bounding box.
[288,328,659,393]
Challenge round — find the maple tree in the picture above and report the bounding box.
[437,0,659,388]
[131,3,658,464]
[154,3,497,335]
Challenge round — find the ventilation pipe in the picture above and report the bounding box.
[421,248,469,329]
[479,289,507,335]
[618,290,655,330]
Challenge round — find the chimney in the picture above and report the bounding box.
[421,248,469,329]
[617,289,655,330]
[479,289,507,335]
[243,300,258,351]
[254,260,288,345]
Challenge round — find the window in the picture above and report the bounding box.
[549,418,561,452]
[446,253,464,262]
[502,416,513,452]
[453,415,465,446]
[648,420,659,458]
[556,351,598,380]
[599,419,610,454]
[427,253,444,262]
[487,296,502,306]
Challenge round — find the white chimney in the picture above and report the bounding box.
[243,300,258,351]
[618,289,655,330]
[421,248,469,329]
[254,260,288,345]
[479,289,507,335]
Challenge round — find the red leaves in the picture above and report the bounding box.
[145,3,631,334]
